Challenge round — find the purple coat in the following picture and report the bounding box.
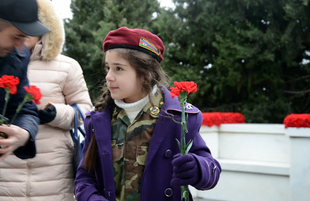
[74,87,221,201]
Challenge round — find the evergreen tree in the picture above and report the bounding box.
[158,0,310,123]
[64,0,310,123]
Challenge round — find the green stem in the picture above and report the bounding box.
[181,185,190,201]
[0,89,10,124]
[9,99,26,126]
[181,101,186,155]
[179,92,191,201]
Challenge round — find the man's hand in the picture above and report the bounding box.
[0,124,30,162]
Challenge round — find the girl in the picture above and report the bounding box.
[74,26,221,201]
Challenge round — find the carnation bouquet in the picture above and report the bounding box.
[0,75,42,138]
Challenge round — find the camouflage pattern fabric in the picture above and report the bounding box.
[111,89,164,201]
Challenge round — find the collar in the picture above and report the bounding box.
[161,86,199,114]
[85,85,200,119]
[15,45,30,58]
[2,45,30,59]
[142,86,164,118]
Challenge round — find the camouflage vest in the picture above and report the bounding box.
[111,89,164,201]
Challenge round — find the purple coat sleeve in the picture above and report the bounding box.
[74,114,107,201]
[185,111,221,190]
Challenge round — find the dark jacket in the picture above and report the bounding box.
[0,46,39,159]
[74,86,221,201]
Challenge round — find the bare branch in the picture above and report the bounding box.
[285,75,310,83]
[283,89,310,94]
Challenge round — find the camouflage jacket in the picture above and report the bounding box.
[74,86,221,201]
[111,89,164,200]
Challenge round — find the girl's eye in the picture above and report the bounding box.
[116,67,123,71]
[105,66,110,71]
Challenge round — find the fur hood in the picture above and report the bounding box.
[33,0,64,61]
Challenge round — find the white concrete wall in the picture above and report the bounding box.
[190,124,310,201]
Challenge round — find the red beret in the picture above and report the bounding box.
[103,26,165,62]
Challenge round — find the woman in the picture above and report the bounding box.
[0,0,93,200]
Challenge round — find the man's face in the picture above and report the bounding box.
[0,26,27,57]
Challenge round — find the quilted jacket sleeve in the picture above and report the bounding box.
[47,57,93,130]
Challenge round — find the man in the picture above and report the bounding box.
[0,0,50,161]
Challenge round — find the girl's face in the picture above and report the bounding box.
[105,50,146,103]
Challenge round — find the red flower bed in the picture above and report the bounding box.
[283,114,310,128]
[201,112,245,127]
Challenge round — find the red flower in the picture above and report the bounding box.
[24,85,42,104]
[0,75,20,94]
[170,81,197,98]
[283,114,310,128]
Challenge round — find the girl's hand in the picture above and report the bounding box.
[170,153,200,187]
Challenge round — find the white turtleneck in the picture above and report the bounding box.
[114,85,158,123]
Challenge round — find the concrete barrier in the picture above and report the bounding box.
[190,124,310,201]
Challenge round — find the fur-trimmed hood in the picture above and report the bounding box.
[31,0,64,61]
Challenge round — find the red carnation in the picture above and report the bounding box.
[0,77,42,127]
[170,81,197,98]
[0,75,20,94]
[24,85,42,105]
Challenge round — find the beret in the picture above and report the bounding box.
[103,26,165,62]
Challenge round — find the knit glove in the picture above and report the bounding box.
[38,105,56,124]
[171,153,200,187]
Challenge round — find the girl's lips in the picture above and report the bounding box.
[109,87,118,90]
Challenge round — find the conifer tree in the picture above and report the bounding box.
[158,0,310,123]
[64,0,310,123]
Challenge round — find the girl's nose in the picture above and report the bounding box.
[105,71,114,81]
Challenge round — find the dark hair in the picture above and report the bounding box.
[84,48,169,172]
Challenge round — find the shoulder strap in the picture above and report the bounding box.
[71,103,86,138]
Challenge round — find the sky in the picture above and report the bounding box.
[51,0,72,19]
[51,0,174,20]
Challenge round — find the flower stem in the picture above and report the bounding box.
[179,92,191,201]
[181,185,190,201]
[0,89,10,125]
[181,100,186,155]
[9,100,26,126]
